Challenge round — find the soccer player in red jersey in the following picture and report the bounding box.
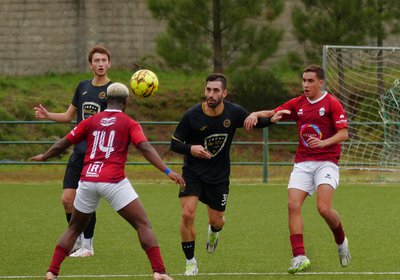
[244,65,351,273]
[31,83,183,280]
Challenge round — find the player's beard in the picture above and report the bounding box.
[206,96,223,108]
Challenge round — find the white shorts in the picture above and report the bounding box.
[74,178,139,213]
[288,161,339,196]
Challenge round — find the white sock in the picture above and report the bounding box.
[82,237,93,249]
[186,257,196,264]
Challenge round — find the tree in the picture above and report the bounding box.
[291,0,368,62]
[364,0,400,47]
[147,0,284,73]
[291,0,400,62]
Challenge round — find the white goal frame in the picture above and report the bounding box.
[322,45,400,171]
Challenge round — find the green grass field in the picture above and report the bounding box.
[1,177,400,279]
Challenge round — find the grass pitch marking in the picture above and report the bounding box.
[3,272,400,278]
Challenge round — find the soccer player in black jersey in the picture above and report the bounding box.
[33,45,112,257]
[170,73,288,275]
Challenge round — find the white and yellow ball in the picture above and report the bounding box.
[129,69,159,98]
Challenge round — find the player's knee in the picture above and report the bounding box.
[209,218,224,229]
[61,195,74,212]
[288,200,301,213]
[181,210,196,224]
[208,214,225,229]
[317,203,330,218]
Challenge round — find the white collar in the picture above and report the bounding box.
[307,91,327,104]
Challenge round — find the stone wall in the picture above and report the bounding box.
[1,0,397,76]
[0,0,164,75]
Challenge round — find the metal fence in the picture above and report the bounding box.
[0,121,299,183]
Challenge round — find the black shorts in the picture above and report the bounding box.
[63,152,85,190]
[179,171,229,212]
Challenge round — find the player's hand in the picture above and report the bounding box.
[244,113,259,130]
[190,145,212,159]
[33,104,48,119]
[29,154,46,161]
[167,171,186,187]
[307,136,325,148]
[271,110,291,123]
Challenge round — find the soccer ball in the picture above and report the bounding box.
[129,69,159,97]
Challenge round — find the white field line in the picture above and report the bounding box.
[2,271,400,278]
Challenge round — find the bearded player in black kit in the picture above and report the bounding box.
[33,45,112,257]
[170,73,289,275]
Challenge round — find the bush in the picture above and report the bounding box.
[228,69,290,112]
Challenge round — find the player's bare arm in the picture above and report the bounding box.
[307,128,349,149]
[29,137,72,161]
[34,104,77,123]
[137,141,186,186]
[271,110,291,123]
[244,109,289,130]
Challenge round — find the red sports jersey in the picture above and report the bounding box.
[275,92,348,164]
[66,109,147,182]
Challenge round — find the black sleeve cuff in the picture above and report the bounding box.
[170,138,191,155]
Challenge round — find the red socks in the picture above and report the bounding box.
[331,222,345,245]
[48,245,69,276]
[145,246,166,274]
[290,234,305,257]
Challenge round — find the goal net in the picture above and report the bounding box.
[323,45,400,171]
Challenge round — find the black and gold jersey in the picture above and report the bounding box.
[172,101,270,184]
[71,79,110,153]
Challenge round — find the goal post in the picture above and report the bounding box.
[322,45,400,171]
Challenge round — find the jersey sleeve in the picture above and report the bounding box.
[129,120,148,146]
[234,103,250,128]
[71,81,84,109]
[330,95,348,130]
[274,98,297,121]
[66,118,89,144]
[172,111,191,142]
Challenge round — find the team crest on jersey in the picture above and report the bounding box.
[204,133,228,157]
[223,119,231,128]
[319,107,326,116]
[82,102,101,119]
[100,117,116,127]
[99,91,107,100]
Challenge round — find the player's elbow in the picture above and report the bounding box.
[170,138,190,155]
[341,129,349,142]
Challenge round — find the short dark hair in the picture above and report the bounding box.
[206,73,227,89]
[88,46,111,63]
[303,64,325,80]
